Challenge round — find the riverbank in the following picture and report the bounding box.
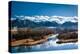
[56,39,78,44]
[11,35,49,47]
[56,31,78,44]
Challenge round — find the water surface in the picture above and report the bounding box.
[11,34,78,53]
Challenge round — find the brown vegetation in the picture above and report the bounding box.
[57,32,78,40]
[56,31,78,44]
[10,28,54,46]
[10,28,54,40]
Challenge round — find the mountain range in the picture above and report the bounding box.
[10,15,78,29]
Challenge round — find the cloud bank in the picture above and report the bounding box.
[11,15,78,24]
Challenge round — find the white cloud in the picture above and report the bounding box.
[11,15,78,24]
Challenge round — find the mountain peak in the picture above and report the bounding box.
[11,15,78,24]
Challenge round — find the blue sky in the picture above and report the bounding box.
[10,1,78,17]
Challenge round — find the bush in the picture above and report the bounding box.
[57,32,78,40]
[11,28,54,40]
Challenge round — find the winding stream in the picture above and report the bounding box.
[11,34,78,53]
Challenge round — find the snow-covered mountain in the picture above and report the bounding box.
[11,15,78,29]
[11,15,78,24]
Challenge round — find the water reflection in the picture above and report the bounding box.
[11,34,78,53]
